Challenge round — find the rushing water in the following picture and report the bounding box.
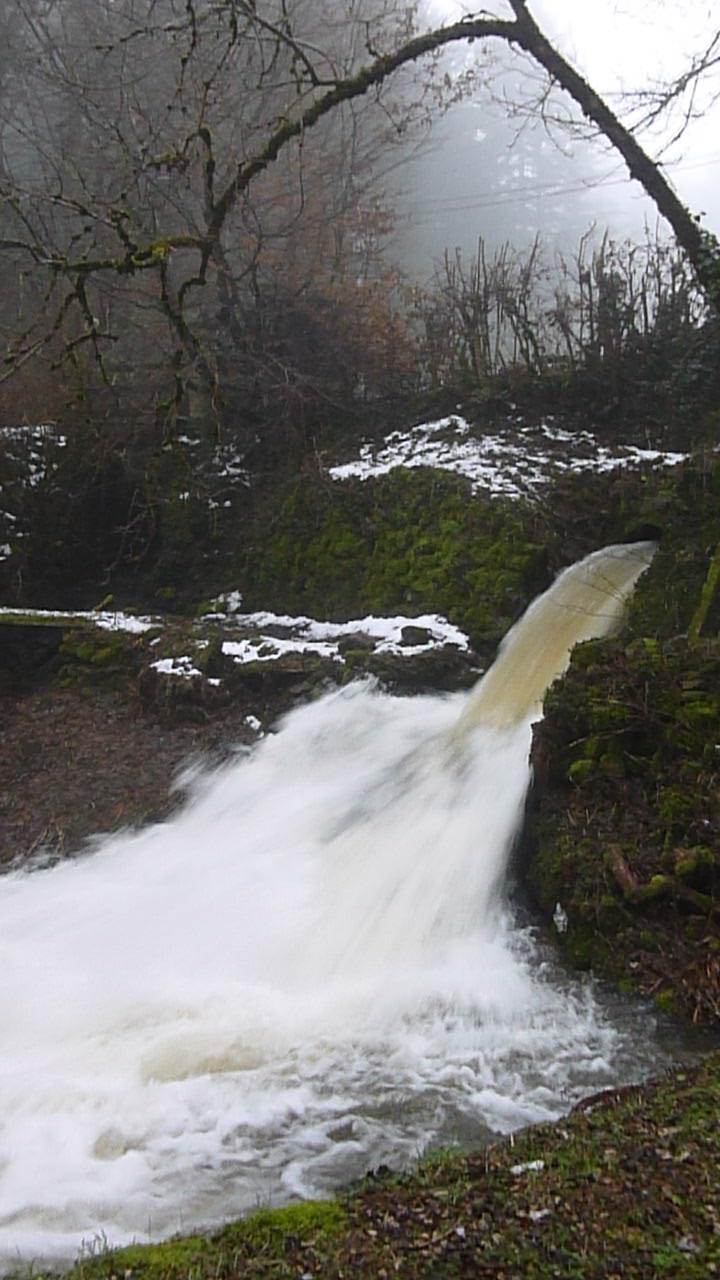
[0,542,695,1264]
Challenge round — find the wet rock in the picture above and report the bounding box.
[337,632,376,655]
[400,625,432,647]
[361,644,481,693]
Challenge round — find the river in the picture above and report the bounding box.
[0,542,700,1265]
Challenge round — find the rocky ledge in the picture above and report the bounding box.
[0,601,480,867]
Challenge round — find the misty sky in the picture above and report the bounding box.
[396,0,719,271]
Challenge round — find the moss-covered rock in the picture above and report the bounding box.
[626,455,720,640]
[527,454,720,1021]
[240,468,550,660]
[59,624,149,690]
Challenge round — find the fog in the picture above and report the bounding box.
[393,0,720,274]
[0,0,716,433]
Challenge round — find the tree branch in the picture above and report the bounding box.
[207,15,520,244]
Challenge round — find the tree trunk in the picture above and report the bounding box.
[507,0,720,312]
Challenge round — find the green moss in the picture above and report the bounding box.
[239,469,549,658]
[597,751,626,778]
[75,1233,209,1280]
[627,457,720,639]
[57,624,145,690]
[238,1200,346,1244]
[561,923,600,971]
[675,847,714,882]
[690,535,720,640]
[66,640,115,665]
[0,609,86,628]
[63,1201,346,1280]
[567,757,595,783]
[654,988,678,1015]
[529,533,720,1018]
[656,784,700,835]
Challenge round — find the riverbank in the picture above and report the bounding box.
[43,1048,720,1280]
[2,404,720,1275]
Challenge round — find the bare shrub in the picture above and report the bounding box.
[415,227,717,428]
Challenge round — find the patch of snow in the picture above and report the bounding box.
[1,424,63,442]
[244,715,262,733]
[511,1160,545,1175]
[329,415,688,500]
[623,446,687,466]
[0,607,160,633]
[93,612,160,634]
[217,610,469,654]
[222,636,341,664]
[0,603,472,671]
[213,444,251,486]
[553,903,569,935]
[1,424,67,488]
[539,423,593,444]
[151,656,202,679]
[217,611,470,665]
[202,590,243,618]
[0,544,11,560]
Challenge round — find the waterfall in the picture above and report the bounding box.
[0,542,674,1266]
[454,540,656,735]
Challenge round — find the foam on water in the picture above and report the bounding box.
[0,544,681,1264]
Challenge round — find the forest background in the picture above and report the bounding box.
[1,0,719,609]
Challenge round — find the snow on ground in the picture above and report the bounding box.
[150,654,223,685]
[2,604,470,684]
[0,413,688,564]
[151,655,204,678]
[151,611,468,680]
[329,414,688,499]
[216,611,470,665]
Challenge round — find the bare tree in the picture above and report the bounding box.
[0,0,718,435]
[625,22,720,145]
[0,1,429,433]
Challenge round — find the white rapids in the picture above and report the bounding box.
[0,541,682,1265]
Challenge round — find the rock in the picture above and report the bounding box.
[400,625,432,647]
[361,644,481,693]
[337,632,376,655]
[527,591,720,1022]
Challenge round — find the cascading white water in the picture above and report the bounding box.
[453,539,658,735]
[0,541,681,1266]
